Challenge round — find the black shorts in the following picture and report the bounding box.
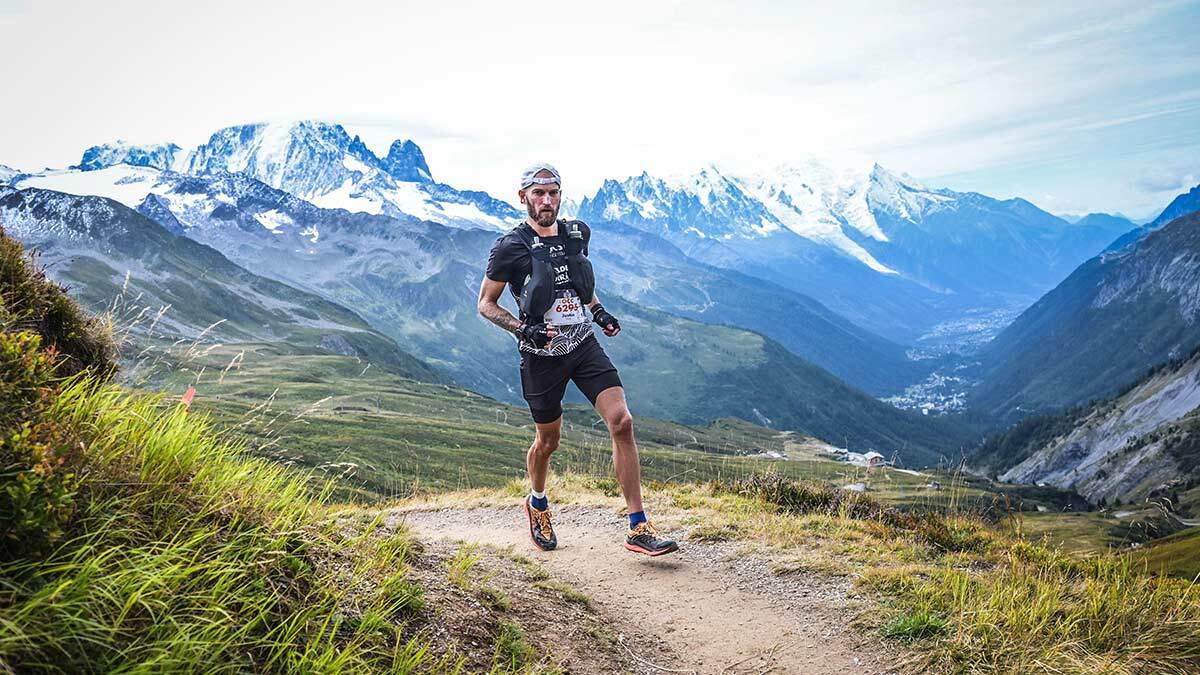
[520,335,622,424]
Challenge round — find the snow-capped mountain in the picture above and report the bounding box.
[581,162,936,273]
[579,162,1131,342]
[77,141,182,172]
[181,121,518,228]
[40,121,521,231]
[0,164,20,185]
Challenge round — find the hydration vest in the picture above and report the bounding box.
[514,220,596,322]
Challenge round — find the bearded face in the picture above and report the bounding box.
[520,170,561,228]
[525,192,559,227]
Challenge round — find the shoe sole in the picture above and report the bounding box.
[524,498,556,551]
[624,541,679,556]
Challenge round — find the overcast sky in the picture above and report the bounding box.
[3,0,1198,219]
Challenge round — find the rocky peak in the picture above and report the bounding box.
[381,140,432,183]
[77,141,181,172]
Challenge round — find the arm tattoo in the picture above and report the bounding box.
[479,299,523,334]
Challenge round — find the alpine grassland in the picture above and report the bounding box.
[0,227,454,672]
[731,477,1200,674]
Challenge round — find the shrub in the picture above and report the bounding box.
[0,227,118,380]
[0,332,85,559]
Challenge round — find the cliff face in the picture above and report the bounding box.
[999,350,1200,505]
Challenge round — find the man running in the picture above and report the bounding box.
[477,162,677,556]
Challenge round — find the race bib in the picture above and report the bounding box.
[545,290,586,325]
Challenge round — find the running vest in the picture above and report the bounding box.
[514,220,595,323]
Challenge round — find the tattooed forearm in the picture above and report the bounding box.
[478,298,523,334]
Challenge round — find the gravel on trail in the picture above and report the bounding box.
[391,504,906,674]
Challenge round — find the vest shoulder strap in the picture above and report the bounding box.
[512,225,541,252]
[561,220,586,255]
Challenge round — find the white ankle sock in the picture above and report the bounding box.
[531,489,546,499]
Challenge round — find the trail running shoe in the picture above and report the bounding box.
[624,521,678,556]
[524,496,557,551]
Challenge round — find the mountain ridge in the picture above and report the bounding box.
[578,162,1131,342]
[0,185,441,382]
[972,210,1200,421]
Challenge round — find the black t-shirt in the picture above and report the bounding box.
[486,220,594,356]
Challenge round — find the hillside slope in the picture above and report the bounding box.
[972,211,1200,421]
[972,347,1200,509]
[0,186,440,381]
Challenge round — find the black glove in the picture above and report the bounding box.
[519,322,551,348]
[591,304,620,332]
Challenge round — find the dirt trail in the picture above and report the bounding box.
[389,505,902,674]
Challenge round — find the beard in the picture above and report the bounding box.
[526,200,558,227]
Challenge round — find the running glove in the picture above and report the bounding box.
[591,304,620,332]
[519,322,551,348]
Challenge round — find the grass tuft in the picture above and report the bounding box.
[533,579,591,608]
[490,621,535,672]
[882,609,949,641]
[447,543,482,591]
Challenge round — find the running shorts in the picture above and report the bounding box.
[519,335,622,423]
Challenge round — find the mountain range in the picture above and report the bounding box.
[7,118,1192,469]
[578,163,1133,343]
[1,182,971,463]
[9,128,929,397]
[0,186,440,382]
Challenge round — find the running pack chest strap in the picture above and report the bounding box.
[514,226,555,321]
[513,221,596,317]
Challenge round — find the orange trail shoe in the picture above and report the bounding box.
[624,520,678,556]
[524,496,557,551]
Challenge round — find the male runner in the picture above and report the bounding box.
[477,162,677,556]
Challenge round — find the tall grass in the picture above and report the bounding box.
[0,378,453,673]
[860,541,1200,673]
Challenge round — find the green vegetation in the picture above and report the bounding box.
[1,228,466,672]
[447,543,482,591]
[490,622,535,673]
[0,376,454,671]
[531,580,591,608]
[1015,511,1122,554]
[1131,526,1200,580]
[862,543,1200,673]
[881,609,949,641]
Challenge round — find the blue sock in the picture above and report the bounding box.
[629,510,647,528]
[530,492,548,511]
